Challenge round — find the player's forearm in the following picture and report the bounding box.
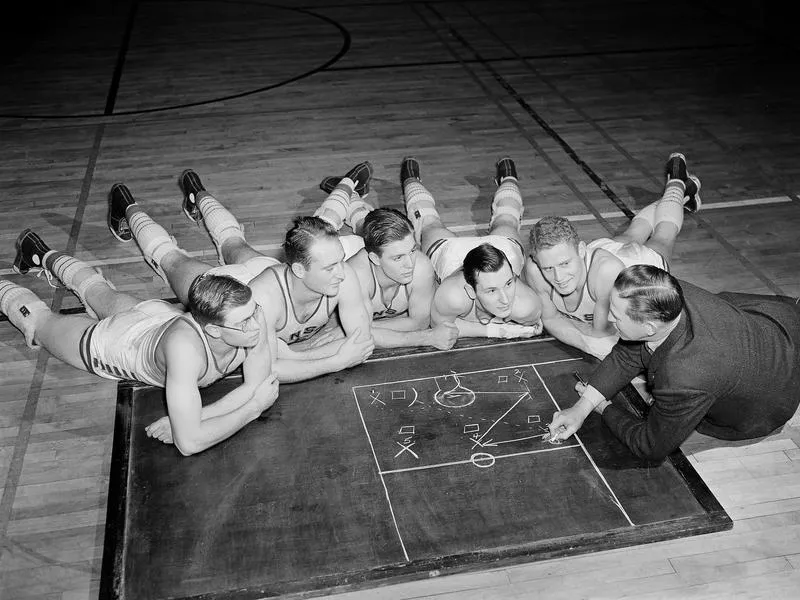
[176,403,261,455]
[542,315,616,359]
[453,318,491,338]
[372,315,429,333]
[371,326,434,349]
[274,356,343,383]
[199,382,259,420]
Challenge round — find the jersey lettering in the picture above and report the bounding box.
[288,325,323,344]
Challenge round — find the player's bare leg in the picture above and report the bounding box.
[110,182,210,306]
[487,157,524,245]
[401,157,455,253]
[616,153,701,260]
[14,228,140,320]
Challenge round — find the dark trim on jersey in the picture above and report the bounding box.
[267,267,289,331]
[284,266,327,324]
[370,262,405,315]
[176,315,213,384]
[425,238,447,260]
[79,324,98,375]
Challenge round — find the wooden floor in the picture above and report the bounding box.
[1,0,799,598]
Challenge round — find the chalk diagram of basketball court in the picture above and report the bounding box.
[352,356,634,561]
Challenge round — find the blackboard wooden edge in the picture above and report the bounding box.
[99,385,135,600]
[147,511,732,600]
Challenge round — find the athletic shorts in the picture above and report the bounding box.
[426,235,526,281]
[208,255,281,285]
[80,299,180,385]
[339,234,366,260]
[589,238,669,271]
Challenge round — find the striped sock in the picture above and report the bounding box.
[0,280,50,348]
[654,180,686,230]
[127,207,181,280]
[490,179,524,229]
[403,180,438,242]
[196,192,246,248]
[314,178,354,230]
[43,252,112,318]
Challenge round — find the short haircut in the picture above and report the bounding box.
[188,273,253,326]
[614,265,684,323]
[529,216,580,255]
[362,208,414,255]
[283,216,338,268]
[463,243,511,288]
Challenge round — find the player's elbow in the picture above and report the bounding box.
[174,436,204,457]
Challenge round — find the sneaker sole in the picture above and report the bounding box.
[178,171,204,223]
[108,212,133,243]
[685,175,702,213]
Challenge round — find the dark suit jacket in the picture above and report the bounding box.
[590,282,800,461]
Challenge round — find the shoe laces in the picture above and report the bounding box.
[31,266,59,289]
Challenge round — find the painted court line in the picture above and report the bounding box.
[0,195,790,277]
[379,444,581,475]
[532,365,634,526]
[353,357,581,389]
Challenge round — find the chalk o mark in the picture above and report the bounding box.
[470,453,496,468]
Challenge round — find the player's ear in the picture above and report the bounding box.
[464,283,476,300]
[203,323,223,340]
[578,241,587,258]
[644,321,658,336]
[290,261,306,279]
[367,250,381,266]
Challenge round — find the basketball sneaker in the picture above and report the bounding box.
[664,152,688,184]
[684,174,702,213]
[179,169,206,223]
[319,174,371,197]
[400,156,421,187]
[108,183,136,242]
[494,157,518,186]
[13,229,51,275]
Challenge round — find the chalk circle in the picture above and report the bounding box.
[434,387,476,408]
[470,453,496,469]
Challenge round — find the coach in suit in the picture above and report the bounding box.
[547,264,800,461]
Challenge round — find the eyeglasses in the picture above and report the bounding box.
[216,304,261,333]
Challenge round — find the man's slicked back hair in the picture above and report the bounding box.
[463,243,511,288]
[614,265,684,323]
[188,273,253,326]
[362,208,414,255]
[283,216,339,268]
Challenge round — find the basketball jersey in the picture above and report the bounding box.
[269,265,334,344]
[550,238,668,324]
[80,299,243,387]
[459,297,505,326]
[369,263,410,320]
